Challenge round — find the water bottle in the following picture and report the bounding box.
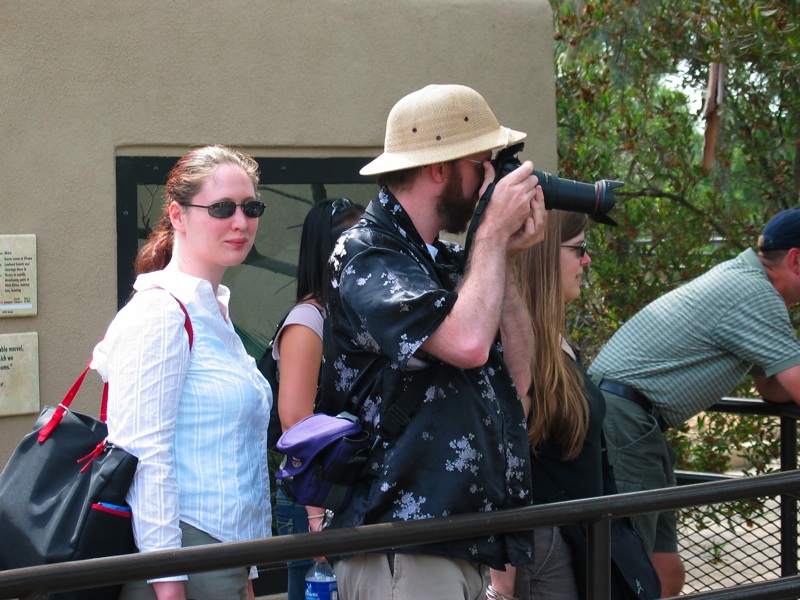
[304,561,338,600]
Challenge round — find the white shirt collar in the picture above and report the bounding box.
[426,243,439,261]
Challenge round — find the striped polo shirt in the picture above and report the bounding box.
[588,249,800,426]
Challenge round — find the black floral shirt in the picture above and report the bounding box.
[317,187,533,569]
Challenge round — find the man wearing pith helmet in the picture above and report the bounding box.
[316,84,546,599]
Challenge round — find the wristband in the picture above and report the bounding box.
[486,585,518,600]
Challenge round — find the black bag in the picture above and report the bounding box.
[552,430,661,600]
[257,306,326,450]
[0,365,138,600]
[256,314,287,450]
[0,293,193,600]
[560,517,661,600]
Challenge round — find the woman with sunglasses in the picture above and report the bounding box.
[271,197,364,600]
[505,210,600,599]
[498,212,660,600]
[92,145,272,600]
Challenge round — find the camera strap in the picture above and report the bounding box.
[462,142,525,263]
[463,185,495,262]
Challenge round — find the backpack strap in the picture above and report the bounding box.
[373,366,417,444]
[262,303,324,449]
[260,313,288,449]
[358,209,446,445]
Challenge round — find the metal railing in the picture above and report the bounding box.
[2,469,800,600]
[711,397,799,581]
[675,397,800,593]
[1,396,798,600]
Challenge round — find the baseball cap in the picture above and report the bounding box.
[759,209,800,252]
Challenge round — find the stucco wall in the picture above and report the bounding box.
[0,0,557,466]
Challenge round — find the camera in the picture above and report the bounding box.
[491,143,622,226]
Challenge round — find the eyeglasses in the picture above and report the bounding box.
[459,158,487,177]
[182,200,266,219]
[331,197,352,215]
[561,241,588,257]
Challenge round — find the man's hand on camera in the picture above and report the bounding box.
[507,181,546,258]
[477,160,543,250]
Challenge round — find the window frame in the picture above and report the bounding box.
[115,155,374,308]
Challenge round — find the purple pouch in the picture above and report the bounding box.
[275,413,371,511]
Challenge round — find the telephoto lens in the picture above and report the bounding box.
[532,169,622,226]
[492,143,622,226]
[463,142,621,257]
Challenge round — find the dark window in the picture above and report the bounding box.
[115,155,376,357]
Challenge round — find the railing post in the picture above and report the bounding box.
[586,515,612,600]
[780,415,798,578]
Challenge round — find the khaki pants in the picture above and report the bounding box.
[334,552,488,600]
[118,522,250,600]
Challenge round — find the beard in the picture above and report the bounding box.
[436,169,480,234]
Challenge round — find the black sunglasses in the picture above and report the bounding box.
[331,197,353,215]
[561,241,588,257]
[182,200,266,219]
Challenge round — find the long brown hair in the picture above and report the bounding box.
[519,210,590,460]
[133,145,260,276]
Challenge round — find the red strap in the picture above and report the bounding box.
[151,287,194,350]
[39,293,193,442]
[37,362,92,442]
[78,440,107,472]
[174,298,194,350]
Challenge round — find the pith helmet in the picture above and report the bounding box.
[360,84,527,176]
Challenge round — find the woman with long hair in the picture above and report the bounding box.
[514,210,604,599]
[92,145,272,600]
[271,197,364,600]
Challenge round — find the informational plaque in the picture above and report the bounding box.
[0,332,40,416]
[0,234,37,317]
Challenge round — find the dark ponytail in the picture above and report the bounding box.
[296,198,364,303]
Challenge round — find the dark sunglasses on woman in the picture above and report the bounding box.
[561,240,587,257]
[182,200,266,219]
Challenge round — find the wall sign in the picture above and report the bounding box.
[1,234,37,317]
[0,332,39,416]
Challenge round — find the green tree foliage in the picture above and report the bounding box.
[552,0,798,473]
